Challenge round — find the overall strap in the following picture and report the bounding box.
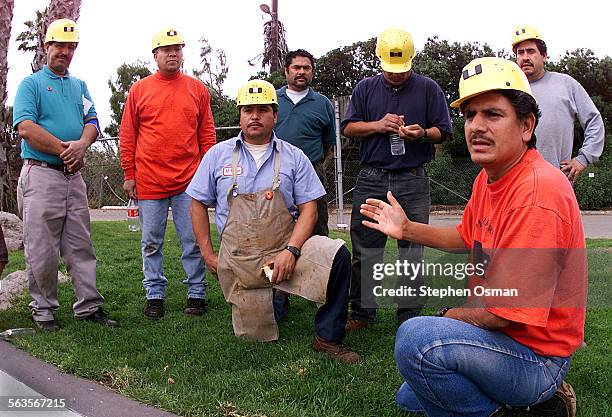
[227,141,240,199]
[272,140,281,191]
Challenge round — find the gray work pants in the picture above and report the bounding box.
[18,164,103,321]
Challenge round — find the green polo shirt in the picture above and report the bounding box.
[275,86,336,163]
[13,65,97,165]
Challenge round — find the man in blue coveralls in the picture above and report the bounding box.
[188,80,360,363]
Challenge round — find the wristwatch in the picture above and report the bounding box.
[285,245,301,259]
[417,128,429,143]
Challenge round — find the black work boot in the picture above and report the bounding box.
[32,317,60,332]
[184,298,207,316]
[81,308,118,327]
[144,299,165,319]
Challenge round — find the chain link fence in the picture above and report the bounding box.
[83,101,479,219]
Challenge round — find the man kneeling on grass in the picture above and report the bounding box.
[360,58,586,416]
[187,80,361,364]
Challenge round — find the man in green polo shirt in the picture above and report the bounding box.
[275,49,336,238]
[13,19,117,332]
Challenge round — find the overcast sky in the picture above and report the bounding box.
[6,0,612,133]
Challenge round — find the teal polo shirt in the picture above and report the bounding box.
[275,86,336,163]
[13,65,97,165]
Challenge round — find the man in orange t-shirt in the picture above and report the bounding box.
[360,58,586,417]
[120,28,216,319]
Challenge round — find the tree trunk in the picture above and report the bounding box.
[0,0,14,112]
[0,0,15,152]
[0,0,14,212]
[32,0,82,72]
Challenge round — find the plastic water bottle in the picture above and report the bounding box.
[390,133,405,155]
[1,328,36,340]
[127,198,140,232]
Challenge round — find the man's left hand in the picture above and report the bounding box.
[60,139,88,170]
[266,249,296,284]
[560,159,586,184]
[400,124,425,142]
[361,191,409,240]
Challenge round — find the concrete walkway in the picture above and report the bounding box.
[91,209,612,238]
[0,340,180,417]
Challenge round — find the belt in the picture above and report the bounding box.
[24,159,70,174]
[364,166,424,175]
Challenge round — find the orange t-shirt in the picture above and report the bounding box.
[119,71,216,199]
[457,149,587,357]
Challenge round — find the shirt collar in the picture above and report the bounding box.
[43,65,70,79]
[379,72,412,92]
[237,131,281,150]
[155,70,182,81]
[279,85,314,101]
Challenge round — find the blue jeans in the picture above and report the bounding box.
[394,317,571,417]
[350,166,430,322]
[140,192,207,300]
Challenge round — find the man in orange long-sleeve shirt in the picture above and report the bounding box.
[120,27,216,319]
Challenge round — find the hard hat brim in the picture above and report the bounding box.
[152,42,185,53]
[450,87,527,108]
[381,60,412,74]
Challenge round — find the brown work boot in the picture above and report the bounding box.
[345,318,369,332]
[313,335,362,364]
[532,381,577,417]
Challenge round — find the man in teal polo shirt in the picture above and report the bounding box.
[13,19,117,332]
[275,49,336,237]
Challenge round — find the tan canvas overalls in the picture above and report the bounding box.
[217,142,345,341]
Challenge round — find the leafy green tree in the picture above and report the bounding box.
[250,68,285,89]
[104,61,151,137]
[192,37,238,136]
[314,37,378,98]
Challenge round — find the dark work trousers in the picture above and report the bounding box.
[312,160,329,237]
[349,166,430,323]
[274,245,351,342]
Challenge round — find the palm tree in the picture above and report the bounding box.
[259,0,288,72]
[0,0,14,212]
[32,0,81,72]
[0,0,14,116]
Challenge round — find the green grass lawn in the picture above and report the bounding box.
[0,223,610,417]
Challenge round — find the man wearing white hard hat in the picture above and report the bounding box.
[13,19,117,331]
[512,25,604,184]
[341,27,453,331]
[360,57,586,417]
[120,27,216,319]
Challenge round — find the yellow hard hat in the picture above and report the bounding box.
[236,79,278,108]
[152,27,185,52]
[45,19,79,44]
[450,57,533,108]
[376,28,415,73]
[511,25,543,48]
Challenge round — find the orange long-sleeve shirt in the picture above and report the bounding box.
[119,71,216,199]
